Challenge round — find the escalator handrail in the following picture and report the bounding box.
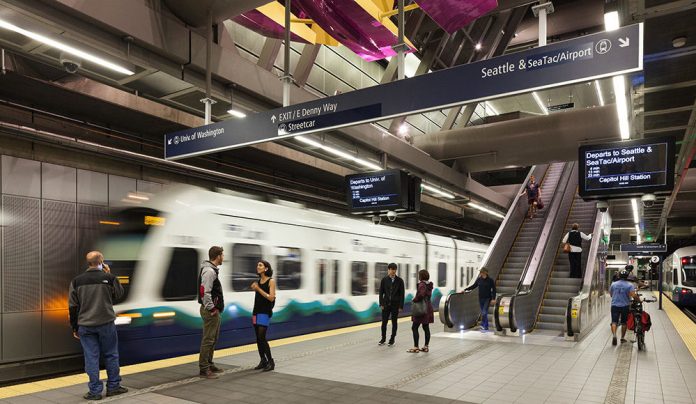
[515,162,575,292]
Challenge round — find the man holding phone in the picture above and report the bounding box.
[69,250,127,400]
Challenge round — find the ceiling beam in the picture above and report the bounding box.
[641,79,696,94]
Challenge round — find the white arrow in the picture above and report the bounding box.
[167,139,172,145]
[618,37,629,47]
[271,115,277,123]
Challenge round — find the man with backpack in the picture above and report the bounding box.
[609,267,638,346]
[198,246,225,379]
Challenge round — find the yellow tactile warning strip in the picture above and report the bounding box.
[0,317,411,399]
[654,291,696,361]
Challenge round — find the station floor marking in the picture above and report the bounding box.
[0,317,410,399]
[654,291,696,361]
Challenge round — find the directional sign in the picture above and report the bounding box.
[165,24,643,160]
[620,243,667,253]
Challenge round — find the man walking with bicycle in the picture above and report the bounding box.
[609,267,638,346]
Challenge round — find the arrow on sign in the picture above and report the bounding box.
[271,115,277,123]
[619,37,629,47]
[167,139,172,145]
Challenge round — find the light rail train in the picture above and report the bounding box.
[101,186,488,363]
[662,246,696,308]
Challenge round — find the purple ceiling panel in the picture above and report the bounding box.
[416,0,498,34]
[291,0,415,62]
[233,10,309,44]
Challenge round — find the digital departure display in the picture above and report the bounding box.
[346,170,408,212]
[578,137,675,199]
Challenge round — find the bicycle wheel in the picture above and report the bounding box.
[637,332,645,351]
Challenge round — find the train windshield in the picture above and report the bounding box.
[683,256,696,287]
[97,207,164,303]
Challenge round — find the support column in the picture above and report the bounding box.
[282,0,292,107]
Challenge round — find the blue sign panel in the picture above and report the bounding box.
[620,243,667,253]
[165,24,643,160]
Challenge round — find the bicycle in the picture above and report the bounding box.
[629,293,657,351]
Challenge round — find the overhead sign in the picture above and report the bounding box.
[346,170,409,213]
[548,102,574,111]
[578,136,675,199]
[621,243,668,253]
[165,24,643,160]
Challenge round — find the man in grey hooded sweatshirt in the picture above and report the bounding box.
[198,246,225,379]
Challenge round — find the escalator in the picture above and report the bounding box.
[440,163,571,331]
[536,195,597,332]
[484,162,566,327]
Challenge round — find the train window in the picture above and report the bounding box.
[231,244,262,291]
[414,264,420,287]
[317,259,338,294]
[438,262,447,287]
[318,260,327,294]
[673,266,678,285]
[351,261,368,296]
[460,267,465,289]
[684,259,696,287]
[333,260,340,294]
[276,247,302,290]
[405,264,411,289]
[161,248,199,301]
[374,262,389,293]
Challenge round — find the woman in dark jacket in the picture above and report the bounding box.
[250,260,276,371]
[408,269,434,353]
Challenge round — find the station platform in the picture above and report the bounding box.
[1,296,694,404]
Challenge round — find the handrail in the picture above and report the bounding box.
[565,207,610,339]
[440,165,548,331]
[516,162,574,292]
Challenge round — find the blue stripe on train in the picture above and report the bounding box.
[117,298,441,364]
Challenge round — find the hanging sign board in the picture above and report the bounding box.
[165,24,643,160]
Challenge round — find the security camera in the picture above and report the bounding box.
[641,194,656,208]
[386,210,397,222]
[371,215,381,225]
[597,200,609,213]
[59,53,82,74]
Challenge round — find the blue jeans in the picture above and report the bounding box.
[479,298,491,329]
[78,322,121,394]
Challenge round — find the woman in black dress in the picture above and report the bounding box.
[251,260,276,371]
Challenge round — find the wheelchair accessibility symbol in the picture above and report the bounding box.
[595,39,612,55]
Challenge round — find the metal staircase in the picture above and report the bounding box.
[485,163,566,326]
[536,195,597,332]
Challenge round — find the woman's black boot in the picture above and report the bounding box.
[263,359,275,372]
[254,359,268,370]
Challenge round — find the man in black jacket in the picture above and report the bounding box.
[378,263,405,346]
[198,246,225,379]
[69,251,127,400]
[465,268,496,331]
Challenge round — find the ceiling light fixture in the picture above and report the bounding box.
[475,43,482,51]
[485,102,499,116]
[613,75,630,139]
[532,92,548,115]
[421,184,455,199]
[672,36,687,48]
[468,202,505,219]
[594,80,605,106]
[0,19,134,75]
[631,198,640,224]
[227,109,247,118]
[604,11,620,31]
[398,123,409,135]
[295,136,382,170]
